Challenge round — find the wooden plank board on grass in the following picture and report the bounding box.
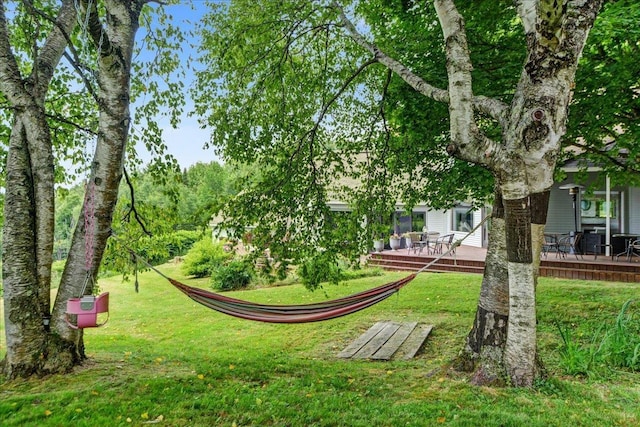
[337,321,388,359]
[370,321,418,360]
[395,324,434,360]
[351,322,401,359]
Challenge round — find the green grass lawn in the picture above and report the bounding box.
[1,266,639,426]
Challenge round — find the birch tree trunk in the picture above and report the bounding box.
[0,0,77,378]
[454,188,509,385]
[1,0,143,378]
[51,0,141,350]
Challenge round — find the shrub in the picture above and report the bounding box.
[297,252,344,289]
[181,238,232,278]
[211,260,254,291]
[164,230,203,258]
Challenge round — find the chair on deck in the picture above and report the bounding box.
[434,234,455,254]
[557,233,583,260]
[542,234,559,257]
[406,232,421,254]
[623,239,640,262]
[413,232,439,255]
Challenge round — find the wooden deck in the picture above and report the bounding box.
[368,245,640,283]
[337,321,433,360]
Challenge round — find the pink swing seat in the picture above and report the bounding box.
[65,292,110,329]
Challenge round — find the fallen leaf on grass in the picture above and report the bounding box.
[143,415,165,424]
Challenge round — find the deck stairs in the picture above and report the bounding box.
[368,252,640,283]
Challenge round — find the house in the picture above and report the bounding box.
[547,161,640,256]
[211,153,639,254]
[329,159,640,253]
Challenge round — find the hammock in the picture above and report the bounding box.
[119,216,486,324]
[167,273,416,324]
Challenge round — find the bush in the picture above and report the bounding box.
[181,238,232,278]
[211,260,254,291]
[297,252,345,289]
[164,230,203,259]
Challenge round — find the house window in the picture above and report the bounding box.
[452,205,474,232]
[581,196,617,219]
[411,212,426,232]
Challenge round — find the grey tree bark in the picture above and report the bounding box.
[336,0,603,386]
[1,0,144,378]
[454,188,509,385]
[0,0,77,378]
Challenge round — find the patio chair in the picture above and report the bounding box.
[622,239,640,262]
[434,234,455,254]
[557,233,583,260]
[542,234,559,258]
[406,232,422,254]
[413,234,429,255]
[412,232,439,255]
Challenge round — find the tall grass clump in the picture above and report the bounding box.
[556,322,604,377]
[557,299,639,376]
[599,299,640,370]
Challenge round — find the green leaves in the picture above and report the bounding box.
[565,0,640,186]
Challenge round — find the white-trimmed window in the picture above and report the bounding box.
[452,205,474,232]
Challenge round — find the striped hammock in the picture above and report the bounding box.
[167,274,416,324]
[120,209,487,324]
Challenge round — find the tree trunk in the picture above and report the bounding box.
[2,116,45,378]
[0,1,77,378]
[454,187,509,385]
[51,0,141,342]
[502,195,537,387]
[1,0,142,378]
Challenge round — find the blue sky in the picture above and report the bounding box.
[138,1,219,168]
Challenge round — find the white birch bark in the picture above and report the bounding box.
[504,262,537,386]
[52,0,142,343]
[331,0,603,386]
[0,0,77,378]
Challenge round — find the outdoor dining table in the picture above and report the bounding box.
[612,233,639,260]
[413,232,440,255]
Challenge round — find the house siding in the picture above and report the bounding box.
[629,187,640,234]
[546,183,578,233]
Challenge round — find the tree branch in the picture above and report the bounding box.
[570,140,640,175]
[22,0,77,97]
[0,1,30,105]
[122,167,152,237]
[21,0,100,103]
[330,1,508,131]
[435,0,500,170]
[330,1,448,104]
[44,111,96,135]
[515,0,537,35]
[62,51,100,104]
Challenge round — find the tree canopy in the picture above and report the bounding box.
[189,0,638,387]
